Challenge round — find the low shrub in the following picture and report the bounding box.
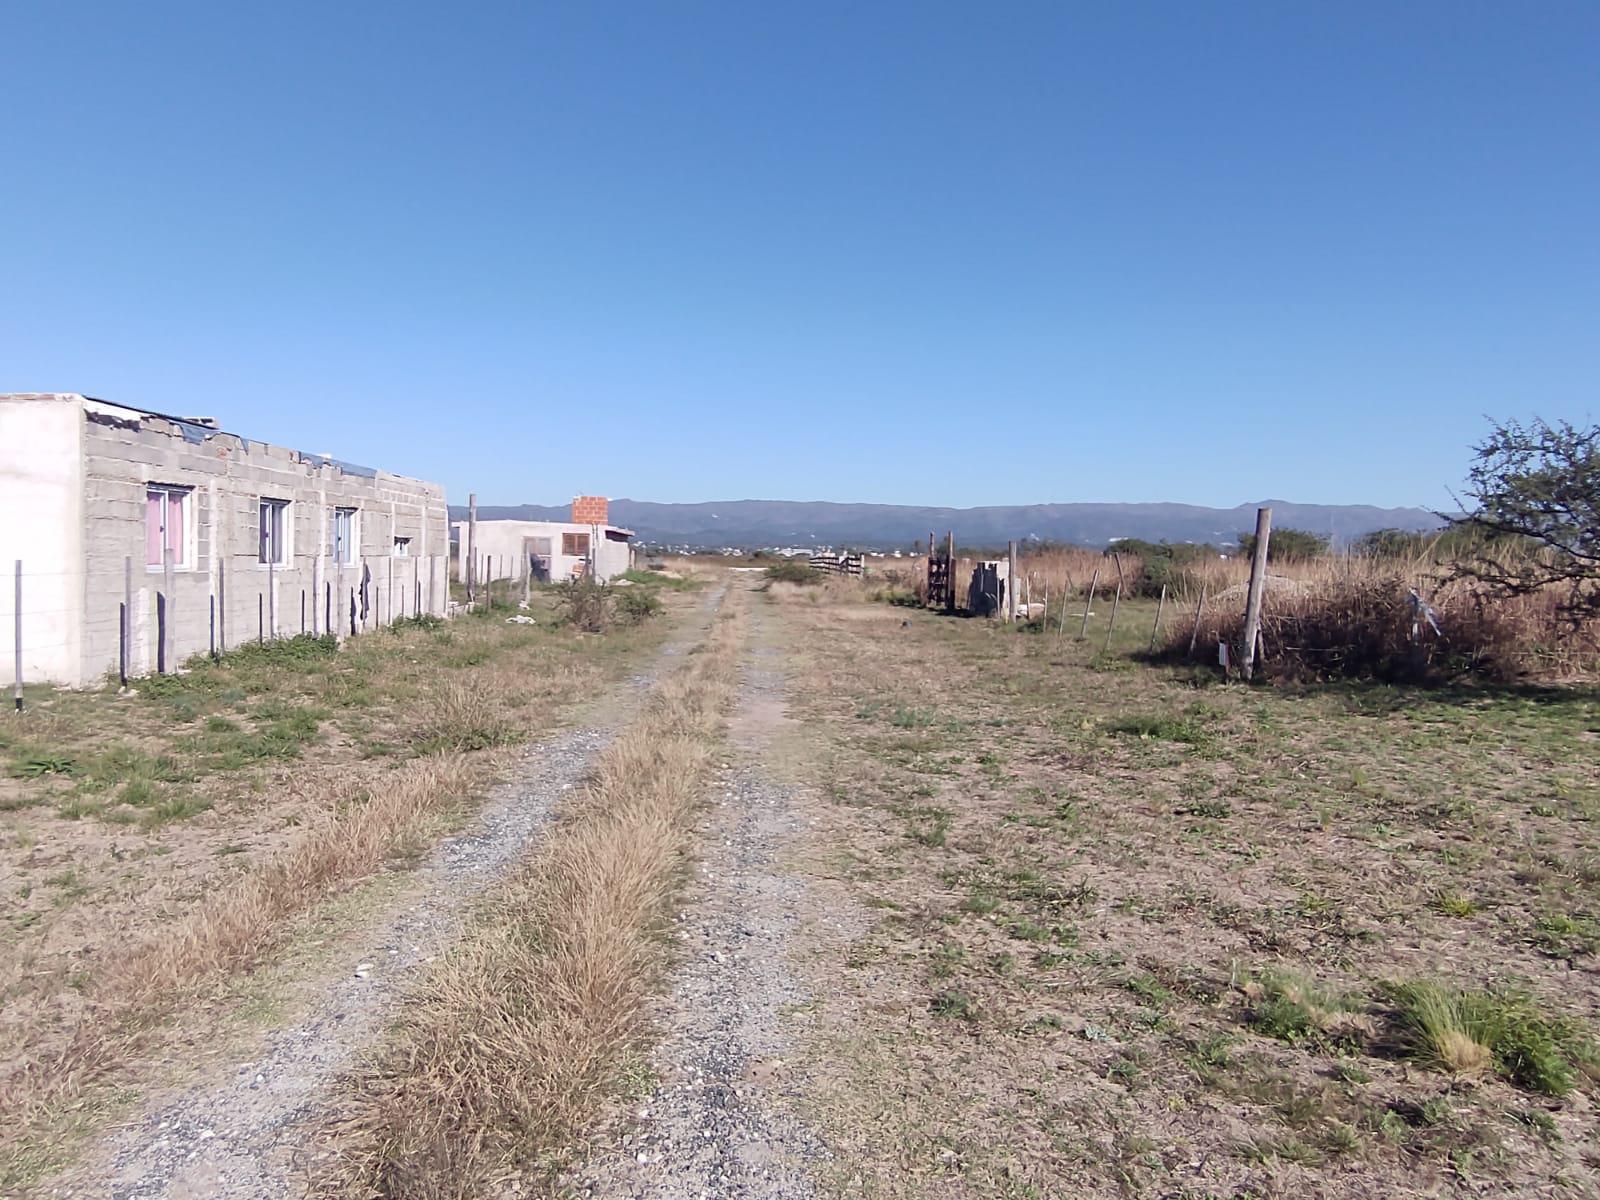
[764,560,822,586]
[553,579,612,632]
[614,588,662,624]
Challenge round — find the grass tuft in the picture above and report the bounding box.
[1383,980,1597,1095]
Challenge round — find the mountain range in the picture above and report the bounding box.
[448,498,1445,550]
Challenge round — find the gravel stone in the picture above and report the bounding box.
[568,597,826,1200]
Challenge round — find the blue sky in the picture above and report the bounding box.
[4,2,1596,510]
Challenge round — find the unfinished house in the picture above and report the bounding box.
[455,496,635,586]
[0,393,450,687]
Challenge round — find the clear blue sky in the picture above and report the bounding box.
[4,2,1596,511]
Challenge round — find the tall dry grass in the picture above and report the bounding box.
[895,540,1597,681]
[317,597,746,1198]
[1163,569,1599,682]
[0,658,557,1188]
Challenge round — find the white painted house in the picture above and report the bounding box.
[0,393,449,687]
[455,497,635,586]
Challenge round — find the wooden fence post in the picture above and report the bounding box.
[1240,507,1273,680]
[161,542,174,673]
[1006,541,1018,622]
[945,531,956,614]
[1187,584,1207,658]
[123,555,133,683]
[1103,553,1124,653]
[1149,583,1168,652]
[12,561,21,712]
[466,493,477,603]
[1079,565,1101,639]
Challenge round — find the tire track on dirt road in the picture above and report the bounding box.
[52,588,727,1200]
[568,585,835,1200]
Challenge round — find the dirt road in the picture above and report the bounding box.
[567,593,839,1200]
[45,590,729,1200]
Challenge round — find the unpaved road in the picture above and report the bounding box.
[568,591,836,1200]
[51,591,727,1200]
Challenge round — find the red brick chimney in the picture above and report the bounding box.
[571,495,609,525]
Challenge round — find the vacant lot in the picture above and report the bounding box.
[768,583,1599,1198]
[0,577,697,1190]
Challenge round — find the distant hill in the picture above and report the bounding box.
[447,498,1444,550]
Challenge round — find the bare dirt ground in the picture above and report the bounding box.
[759,585,1600,1199]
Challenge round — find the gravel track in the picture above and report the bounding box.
[570,593,827,1200]
[62,591,725,1200]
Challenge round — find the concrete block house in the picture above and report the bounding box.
[455,496,635,586]
[0,393,449,687]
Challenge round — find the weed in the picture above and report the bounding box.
[1530,911,1600,959]
[1109,713,1210,746]
[930,989,977,1020]
[1248,969,1365,1047]
[139,793,213,828]
[1431,890,1479,918]
[8,753,77,779]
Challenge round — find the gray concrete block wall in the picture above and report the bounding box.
[76,411,449,685]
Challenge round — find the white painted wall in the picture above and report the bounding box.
[0,395,86,685]
[453,520,635,585]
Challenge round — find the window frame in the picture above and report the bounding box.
[391,535,411,558]
[258,497,292,567]
[331,506,360,567]
[561,531,590,558]
[145,484,195,572]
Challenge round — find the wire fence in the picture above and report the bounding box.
[5,552,451,709]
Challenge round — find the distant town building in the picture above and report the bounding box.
[455,496,635,585]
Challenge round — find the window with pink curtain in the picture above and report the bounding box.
[145,486,190,568]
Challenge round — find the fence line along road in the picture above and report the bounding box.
[5,552,450,711]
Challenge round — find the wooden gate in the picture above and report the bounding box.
[926,531,957,612]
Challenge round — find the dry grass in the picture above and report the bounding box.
[316,593,745,1198]
[1,748,498,1183]
[770,586,1600,1197]
[0,586,690,1192]
[1166,569,1599,682]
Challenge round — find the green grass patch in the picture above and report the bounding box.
[1108,712,1211,746]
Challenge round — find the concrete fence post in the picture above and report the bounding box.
[1240,507,1273,680]
[13,560,22,713]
